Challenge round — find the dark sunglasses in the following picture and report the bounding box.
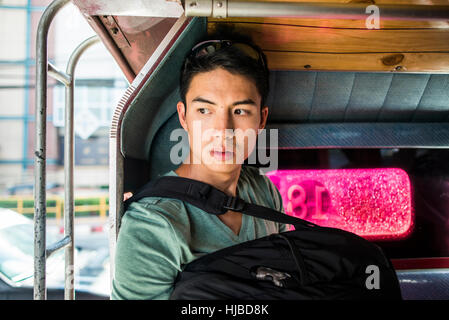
[188,39,267,69]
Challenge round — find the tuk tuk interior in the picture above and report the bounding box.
[70,0,449,299]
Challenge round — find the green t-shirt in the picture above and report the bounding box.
[111,165,289,300]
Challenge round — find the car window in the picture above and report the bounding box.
[0,223,60,283]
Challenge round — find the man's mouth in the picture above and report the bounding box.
[210,149,234,161]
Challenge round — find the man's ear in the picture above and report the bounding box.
[259,106,269,130]
[177,101,188,131]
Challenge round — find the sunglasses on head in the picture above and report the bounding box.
[188,39,267,69]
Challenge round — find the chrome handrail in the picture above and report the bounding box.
[184,0,449,21]
[34,0,100,300]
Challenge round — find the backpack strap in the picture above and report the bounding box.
[124,176,318,229]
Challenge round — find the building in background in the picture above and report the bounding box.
[0,0,127,195]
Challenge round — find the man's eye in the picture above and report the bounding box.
[235,109,249,115]
[198,108,210,114]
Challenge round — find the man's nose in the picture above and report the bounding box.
[213,110,234,137]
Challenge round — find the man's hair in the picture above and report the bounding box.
[180,31,269,110]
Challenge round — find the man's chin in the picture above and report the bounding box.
[202,160,243,174]
[184,153,247,173]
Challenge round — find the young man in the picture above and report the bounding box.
[111,37,288,300]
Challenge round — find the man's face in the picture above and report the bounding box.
[177,67,268,174]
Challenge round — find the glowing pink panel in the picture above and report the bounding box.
[266,168,413,241]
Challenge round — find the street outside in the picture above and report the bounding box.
[47,216,109,251]
[47,216,111,298]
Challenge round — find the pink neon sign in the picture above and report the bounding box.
[266,168,414,241]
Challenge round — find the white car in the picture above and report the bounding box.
[0,208,109,299]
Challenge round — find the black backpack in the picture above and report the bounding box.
[124,175,402,300]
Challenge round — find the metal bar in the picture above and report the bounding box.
[185,0,449,21]
[34,0,70,301]
[45,236,71,259]
[48,62,70,86]
[99,196,107,218]
[108,135,124,288]
[63,35,100,300]
[66,36,100,76]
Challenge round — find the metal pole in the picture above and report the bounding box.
[185,0,449,21]
[34,0,70,301]
[64,35,100,300]
[48,62,71,86]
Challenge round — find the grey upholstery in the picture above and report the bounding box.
[397,270,449,300]
[148,111,188,180]
[266,72,449,123]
